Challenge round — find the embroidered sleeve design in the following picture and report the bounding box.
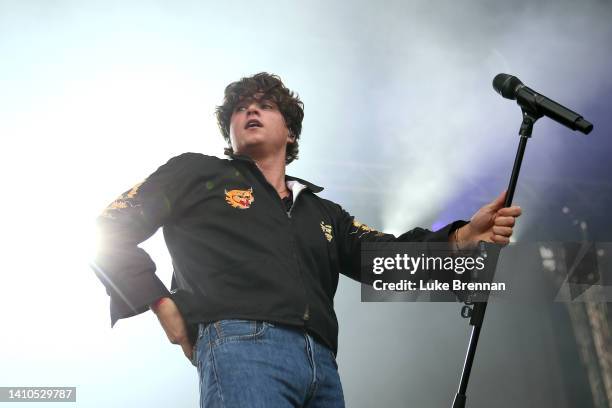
[101,181,145,218]
[350,219,385,238]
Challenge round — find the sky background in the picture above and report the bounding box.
[1,0,611,407]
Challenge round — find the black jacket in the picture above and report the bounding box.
[92,152,464,354]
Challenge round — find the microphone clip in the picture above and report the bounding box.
[519,108,543,138]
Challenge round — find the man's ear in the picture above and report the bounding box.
[287,131,296,143]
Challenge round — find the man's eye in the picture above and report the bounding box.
[235,106,247,112]
[262,103,273,109]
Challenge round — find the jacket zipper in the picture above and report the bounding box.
[286,192,310,322]
[244,162,311,323]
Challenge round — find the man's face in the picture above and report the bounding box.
[229,94,294,159]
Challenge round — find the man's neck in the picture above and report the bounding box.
[250,153,288,196]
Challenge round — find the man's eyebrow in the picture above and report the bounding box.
[234,97,277,107]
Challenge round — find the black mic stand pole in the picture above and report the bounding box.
[452,108,542,408]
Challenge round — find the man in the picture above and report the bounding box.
[92,72,521,407]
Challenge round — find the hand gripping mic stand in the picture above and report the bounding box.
[451,108,540,408]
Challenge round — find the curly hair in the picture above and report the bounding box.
[216,72,304,164]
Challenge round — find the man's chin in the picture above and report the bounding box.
[235,145,285,161]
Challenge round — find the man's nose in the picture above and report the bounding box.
[246,103,260,116]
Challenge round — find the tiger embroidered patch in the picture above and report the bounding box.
[225,187,255,209]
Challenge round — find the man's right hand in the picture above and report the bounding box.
[150,297,194,362]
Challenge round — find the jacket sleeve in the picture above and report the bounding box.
[91,154,195,327]
[334,203,468,284]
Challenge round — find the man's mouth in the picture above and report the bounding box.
[245,119,263,129]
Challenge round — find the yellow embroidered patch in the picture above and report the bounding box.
[126,181,144,198]
[351,219,385,238]
[320,221,333,242]
[225,187,255,209]
[101,180,145,218]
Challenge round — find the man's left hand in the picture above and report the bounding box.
[456,190,522,246]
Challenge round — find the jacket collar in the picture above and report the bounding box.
[228,153,324,193]
[285,175,324,193]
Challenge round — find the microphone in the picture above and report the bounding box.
[493,73,593,134]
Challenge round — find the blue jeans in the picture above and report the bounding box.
[192,320,345,408]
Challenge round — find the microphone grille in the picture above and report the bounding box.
[493,73,523,100]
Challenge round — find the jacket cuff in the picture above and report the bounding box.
[109,278,170,327]
[422,220,469,242]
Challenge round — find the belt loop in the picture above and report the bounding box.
[199,322,212,342]
[214,321,222,340]
[198,323,204,340]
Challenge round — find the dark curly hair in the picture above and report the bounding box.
[216,72,304,164]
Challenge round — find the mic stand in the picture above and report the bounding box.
[452,109,542,408]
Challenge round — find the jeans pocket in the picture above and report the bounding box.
[212,320,268,345]
[192,323,210,369]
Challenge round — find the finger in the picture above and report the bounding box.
[493,226,513,236]
[488,190,507,210]
[497,206,522,217]
[492,234,510,245]
[181,341,194,360]
[494,216,515,227]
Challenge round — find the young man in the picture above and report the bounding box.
[93,72,521,407]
